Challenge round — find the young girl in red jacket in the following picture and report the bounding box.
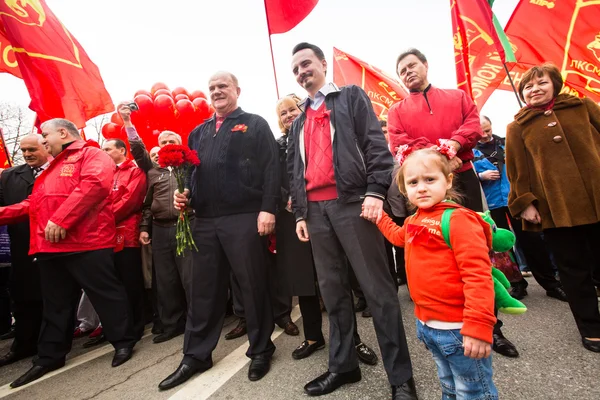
[370,147,498,399]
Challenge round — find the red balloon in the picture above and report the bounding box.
[151,82,169,95]
[153,89,172,99]
[172,87,189,98]
[110,113,124,126]
[190,90,207,100]
[174,94,189,102]
[101,123,121,140]
[192,97,210,117]
[134,89,152,98]
[175,99,196,133]
[154,94,176,131]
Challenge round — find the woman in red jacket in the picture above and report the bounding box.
[371,147,498,400]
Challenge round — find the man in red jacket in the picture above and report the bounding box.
[102,138,147,341]
[388,48,484,212]
[0,119,137,388]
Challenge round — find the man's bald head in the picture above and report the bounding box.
[20,134,49,167]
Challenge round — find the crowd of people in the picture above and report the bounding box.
[0,42,599,400]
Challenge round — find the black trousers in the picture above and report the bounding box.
[183,213,275,369]
[0,266,10,334]
[11,300,42,356]
[36,249,136,367]
[455,167,484,212]
[231,252,292,324]
[307,201,412,385]
[298,291,363,345]
[544,223,600,338]
[391,216,407,285]
[115,248,146,340]
[152,223,189,333]
[490,207,561,291]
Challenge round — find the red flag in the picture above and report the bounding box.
[264,0,318,34]
[0,128,12,168]
[332,48,408,120]
[0,26,21,78]
[0,0,114,128]
[450,0,509,107]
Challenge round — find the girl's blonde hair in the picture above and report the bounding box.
[275,94,302,134]
[396,148,462,207]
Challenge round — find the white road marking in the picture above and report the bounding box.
[168,305,302,400]
[0,328,153,397]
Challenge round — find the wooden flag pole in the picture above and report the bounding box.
[503,63,523,108]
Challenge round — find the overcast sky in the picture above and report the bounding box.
[0,0,522,139]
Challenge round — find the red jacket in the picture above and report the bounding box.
[387,85,482,173]
[0,140,116,255]
[376,202,496,343]
[112,159,146,248]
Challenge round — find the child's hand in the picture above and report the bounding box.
[463,336,491,359]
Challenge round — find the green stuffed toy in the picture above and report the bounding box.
[441,209,527,315]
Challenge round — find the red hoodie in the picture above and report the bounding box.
[387,85,482,173]
[377,202,496,343]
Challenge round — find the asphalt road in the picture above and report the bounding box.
[0,278,598,400]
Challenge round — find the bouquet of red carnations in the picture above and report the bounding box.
[158,144,201,255]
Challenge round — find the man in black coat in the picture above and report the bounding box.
[0,134,50,367]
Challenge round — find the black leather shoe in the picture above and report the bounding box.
[582,338,600,353]
[151,324,164,335]
[248,355,271,381]
[159,363,205,391]
[361,307,372,318]
[112,348,133,367]
[354,298,367,313]
[278,321,300,336]
[153,327,184,344]
[304,368,361,396]
[224,318,247,340]
[492,332,519,358]
[10,364,63,388]
[546,287,568,302]
[292,340,325,360]
[83,333,107,348]
[509,285,528,300]
[392,377,418,400]
[0,351,30,367]
[355,342,377,365]
[0,328,15,341]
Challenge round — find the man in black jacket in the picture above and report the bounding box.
[288,43,417,400]
[160,71,279,390]
[0,135,49,367]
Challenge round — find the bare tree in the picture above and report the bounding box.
[0,102,34,166]
[85,113,111,146]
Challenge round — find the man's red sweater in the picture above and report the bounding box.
[304,103,337,201]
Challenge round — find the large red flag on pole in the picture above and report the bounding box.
[263,0,319,98]
[0,0,114,128]
[0,128,12,169]
[332,48,408,120]
[0,27,21,78]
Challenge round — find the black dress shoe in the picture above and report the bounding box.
[224,318,247,340]
[153,327,184,344]
[83,333,107,348]
[546,287,568,302]
[10,364,63,388]
[392,377,418,400]
[354,298,367,313]
[248,355,271,381]
[0,351,30,367]
[292,340,325,360]
[492,332,519,358]
[112,348,133,367]
[0,328,15,341]
[355,342,378,365]
[151,324,164,335]
[362,307,372,318]
[509,285,528,300]
[304,368,361,396]
[159,363,206,391]
[582,337,600,353]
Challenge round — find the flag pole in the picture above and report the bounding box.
[263,0,280,99]
[503,63,523,108]
[0,128,13,167]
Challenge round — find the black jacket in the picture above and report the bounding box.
[187,107,280,218]
[287,84,394,221]
[0,164,41,301]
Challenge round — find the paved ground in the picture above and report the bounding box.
[0,279,598,400]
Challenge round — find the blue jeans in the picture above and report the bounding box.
[416,320,498,400]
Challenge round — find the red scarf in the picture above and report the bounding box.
[527,97,555,111]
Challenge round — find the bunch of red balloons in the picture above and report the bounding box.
[101,82,214,147]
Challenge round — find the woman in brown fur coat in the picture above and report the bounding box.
[506,63,600,353]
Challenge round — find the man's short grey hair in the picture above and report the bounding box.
[158,131,182,144]
[40,118,81,139]
[209,71,239,87]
